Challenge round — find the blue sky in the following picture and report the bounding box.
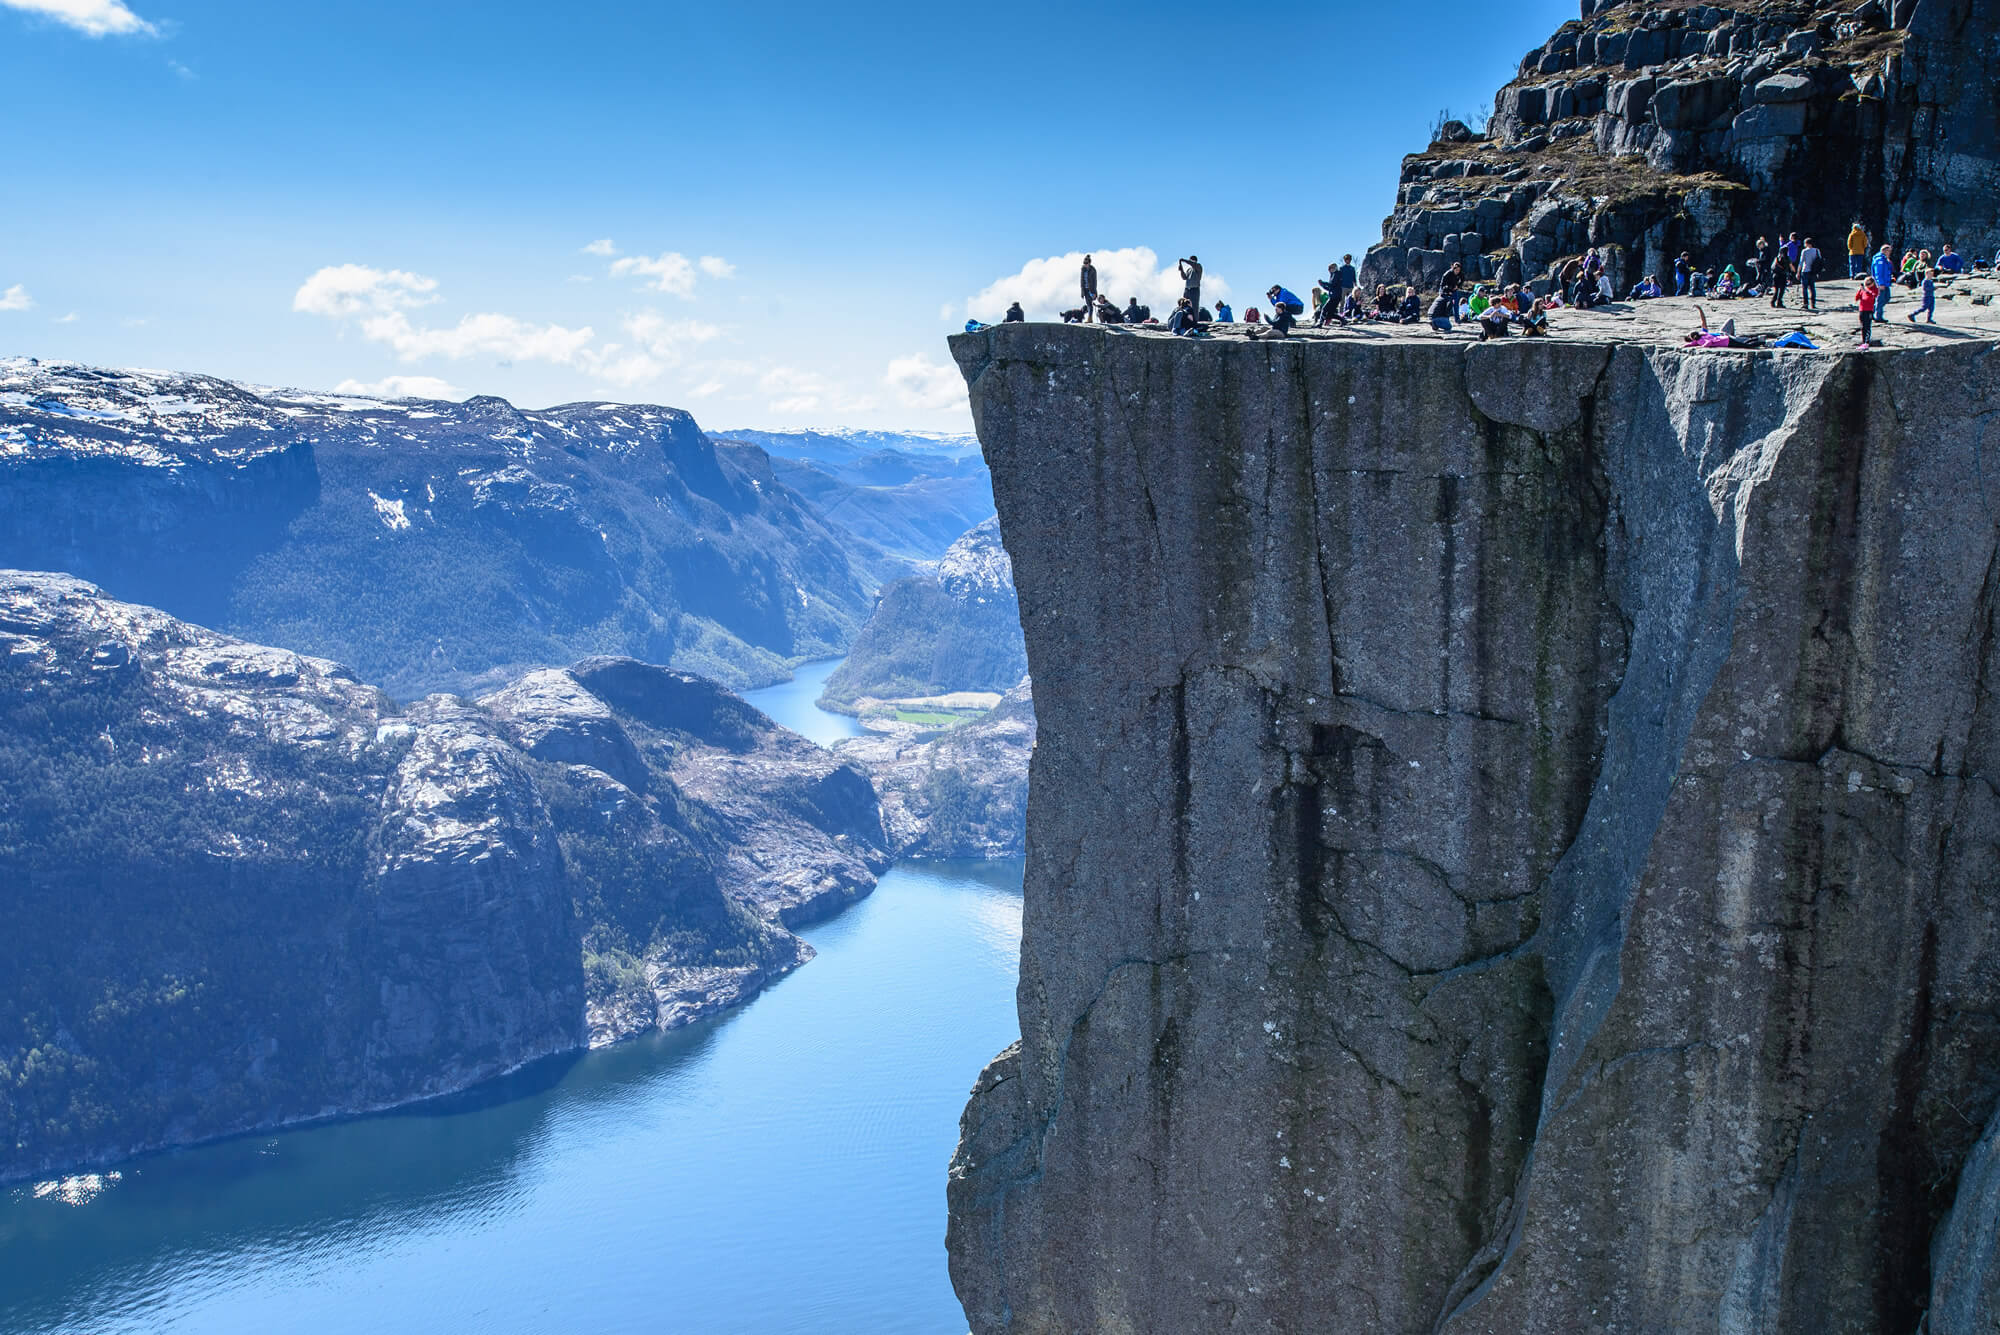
[1,0,1574,430]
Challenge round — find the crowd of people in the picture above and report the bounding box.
[979,231,1990,350]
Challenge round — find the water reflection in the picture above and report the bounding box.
[0,863,1022,1335]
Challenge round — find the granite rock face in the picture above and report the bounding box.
[0,572,889,1183]
[1362,0,2000,296]
[945,323,2000,1332]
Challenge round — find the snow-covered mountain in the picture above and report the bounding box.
[0,358,886,697]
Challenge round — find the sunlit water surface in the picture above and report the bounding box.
[0,665,1019,1335]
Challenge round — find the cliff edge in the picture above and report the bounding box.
[945,322,2000,1332]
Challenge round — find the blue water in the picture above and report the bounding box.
[0,670,1019,1335]
[748,659,865,746]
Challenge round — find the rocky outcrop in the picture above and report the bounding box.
[1362,0,2000,297]
[0,571,890,1184]
[819,517,1028,711]
[836,676,1035,859]
[945,322,2000,1332]
[0,358,884,698]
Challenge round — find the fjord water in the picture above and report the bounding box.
[0,664,1020,1335]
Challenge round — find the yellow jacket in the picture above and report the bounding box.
[1848,226,1870,256]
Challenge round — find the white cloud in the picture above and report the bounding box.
[770,395,819,414]
[608,250,734,297]
[1,0,155,37]
[964,247,1230,323]
[293,264,594,367]
[581,239,618,257]
[624,311,722,359]
[167,58,192,78]
[689,380,724,398]
[0,284,31,311]
[333,375,467,401]
[56,311,78,323]
[610,251,696,297]
[292,264,437,319]
[576,349,665,388]
[885,352,967,413]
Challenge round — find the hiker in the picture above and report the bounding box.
[1629,274,1663,300]
[1427,290,1456,333]
[1003,301,1025,323]
[1908,269,1937,323]
[1847,222,1870,278]
[1397,287,1422,323]
[1341,288,1367,323]
[1244,306,1262,324]
[1938,243,1965,274]
[1198,306,1212,322]
[1674,252,1693,296]
[1178,255,1203,311]
[1558,257,1584,306]
[1798,237,1821,311]
[1440,262,1465,298]
[1335,254,1358,310]
[1873,244,1896,312]
[1521,297,1551,337]
[1858,278,1880,346]
[1769,250,1793,308]
[1691,267,1711,298]
[1715,266,1742,298]
[1311,284,1337,327]
[1371,285,1398,319]
[1248,286,1300,339]
[1124,296,1149,323]
[1467,285,1491,319]
[1166,297,1200,336]
[1214,299,1233,321]
[1080,254,1099,320]
[1784,232,1803,267]
[1477,301,1512,340]
[1093,294,1122,324]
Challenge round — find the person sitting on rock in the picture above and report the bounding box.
[1714,266,1741,298]
[1340,289,1366,322]
[1371,285,1398,319]
[1124,297,1150,324]
[1477,302,1512,341]
[1938,243,1965,274]
[1397,287,1422,323]
[1244,306,1261,324]
[1004,301,1026,323]
[1214,299,1233,321]
[1629,274,1663,300]
[1092,294,1123,324]
[1166,297,1201,336]
[1691,267,1711,298]
[1248,289,1297,340]
[1467,285,1491,319]
[1520,297,1551,337]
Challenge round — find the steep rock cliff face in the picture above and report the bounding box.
[1363,0,2000,296]
[946,323,2000,1333]
[0,572,889,1184]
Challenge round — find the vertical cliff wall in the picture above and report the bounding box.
[946,323,2000,1333]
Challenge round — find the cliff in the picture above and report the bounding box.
[1362,0,2000,296]
[945,322,2000,1332]
[0,571,889,1185]
[0,358,884,698]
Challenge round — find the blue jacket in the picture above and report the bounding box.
[1271,287,1302,310]
[1872,252,1894,286]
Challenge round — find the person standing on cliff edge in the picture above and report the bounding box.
[1178,255,1202,313]
[1848,222,1870,278]
[1080,254,1098,322]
